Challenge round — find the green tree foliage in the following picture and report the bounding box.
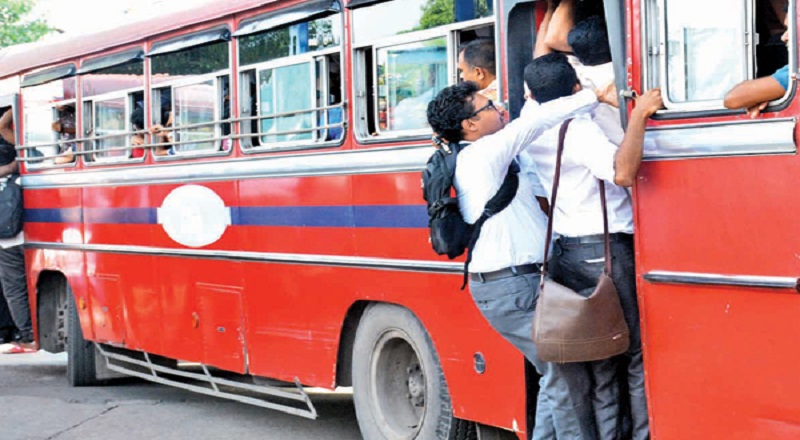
[0,0,53,48]
[415,0,492,31]
[417,0,455,30]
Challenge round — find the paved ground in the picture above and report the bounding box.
[0,351,362,440]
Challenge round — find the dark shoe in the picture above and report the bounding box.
[0,328,16,344]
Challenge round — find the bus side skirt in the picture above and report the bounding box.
[95,344,318,419]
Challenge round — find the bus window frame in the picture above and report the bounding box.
[23,97,79,170]
[234,18,346,154]
[351,15,495,144]
[642,0,796,118]
[81,87,147,166]
[0,94,20,147]
[150,70,232,161]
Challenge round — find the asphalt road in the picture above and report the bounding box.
[0,351,363,440]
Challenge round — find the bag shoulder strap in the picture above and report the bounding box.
[460,161,520,289]
[541,119,612,283]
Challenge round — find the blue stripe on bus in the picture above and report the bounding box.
[236,206,355,227]
[25,208,83,223]
[354,205,428,228]
[83,208,158,224]
[26,205,428,229]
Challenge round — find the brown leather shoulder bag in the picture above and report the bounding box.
[531,119,630,363]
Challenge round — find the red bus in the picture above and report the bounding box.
[0,0,798,439]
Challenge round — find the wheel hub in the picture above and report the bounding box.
[407,363,425,408]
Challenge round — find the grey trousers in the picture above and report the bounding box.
[469,272,596,440]
[551,234,650,440]
[0,245,32,342]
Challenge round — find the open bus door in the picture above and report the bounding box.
[630,0,800,438]
[0,94,20,146]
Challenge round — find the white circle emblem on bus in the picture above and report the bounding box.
[157,185,231,248]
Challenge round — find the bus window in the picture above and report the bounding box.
[93,97,127,160]
[644,0,793,113]
[150,37,230,158]
[376,38,448,132]
[22,74,77,168]
[81,57,145,163]
[350,0,494,140]
[236,12,344,151]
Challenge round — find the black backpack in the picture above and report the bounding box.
[422,141,519,288]
[0,173,23,239]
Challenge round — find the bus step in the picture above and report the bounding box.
[95,344,318,419]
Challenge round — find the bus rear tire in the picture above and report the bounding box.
[66,285,99,387]
[352,303,476,440]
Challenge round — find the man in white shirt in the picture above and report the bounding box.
[566,16,623,146]
[457,39,499,102]
[0,109,34,353]
[426,81,601,439]
[524,53,662,440]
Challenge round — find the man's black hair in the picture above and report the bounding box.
[130,106,145,130]
[568,16,611,66]
[574,0,605,23]
[524,53,579,103]
[459,39,496,75]
[426,81,481,144]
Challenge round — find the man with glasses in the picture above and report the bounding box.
[426,81,603,439]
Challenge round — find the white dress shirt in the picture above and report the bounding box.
[521,101,633,237]
[454,89,597,273]
[567,56,624,146]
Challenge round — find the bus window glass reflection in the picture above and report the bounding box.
[258,64,314,144]
[237,12,344,150]
[149,40,229,157]
[22,77,77,167]
[376,38,447,133]
[664,0,750,103]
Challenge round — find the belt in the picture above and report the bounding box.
[558,233,633,245]
[469,263,542,283]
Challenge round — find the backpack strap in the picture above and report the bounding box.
[461,160,520,289]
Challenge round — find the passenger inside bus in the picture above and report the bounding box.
[151,89,174,156]
[536,0,606,55]
[130,100,173,157]
[724,1,790,117]
[0,108,13,146]
[52,104,76,164]
[458,39,499,102]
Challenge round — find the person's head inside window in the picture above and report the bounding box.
[568,16,612,66]
[130,105,145,146]
[52,104,76,164]
[151,89,174,156]
[458,39,497,93]
[524,52,581,104]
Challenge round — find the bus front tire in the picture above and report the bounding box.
[66,286,99,387]
[352,303,476,440]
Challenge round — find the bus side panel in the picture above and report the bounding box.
[24,186,88,339]
[26,248,90,342]
[240,261,529,434]
[635,154,800,439]
[351,170,529,429]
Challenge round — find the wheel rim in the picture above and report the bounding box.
[370,329,427,438]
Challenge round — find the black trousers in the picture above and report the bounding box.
[0,245,32,342]
[550,234,649,440]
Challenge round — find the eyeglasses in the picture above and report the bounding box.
[467,100,497,119]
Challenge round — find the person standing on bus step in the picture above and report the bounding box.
[724,7,790,118]
[426,82,606,440]
[0,110,20,347]
[458,38,500,102]
[523,53,662,440]
[0,109,34,354]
